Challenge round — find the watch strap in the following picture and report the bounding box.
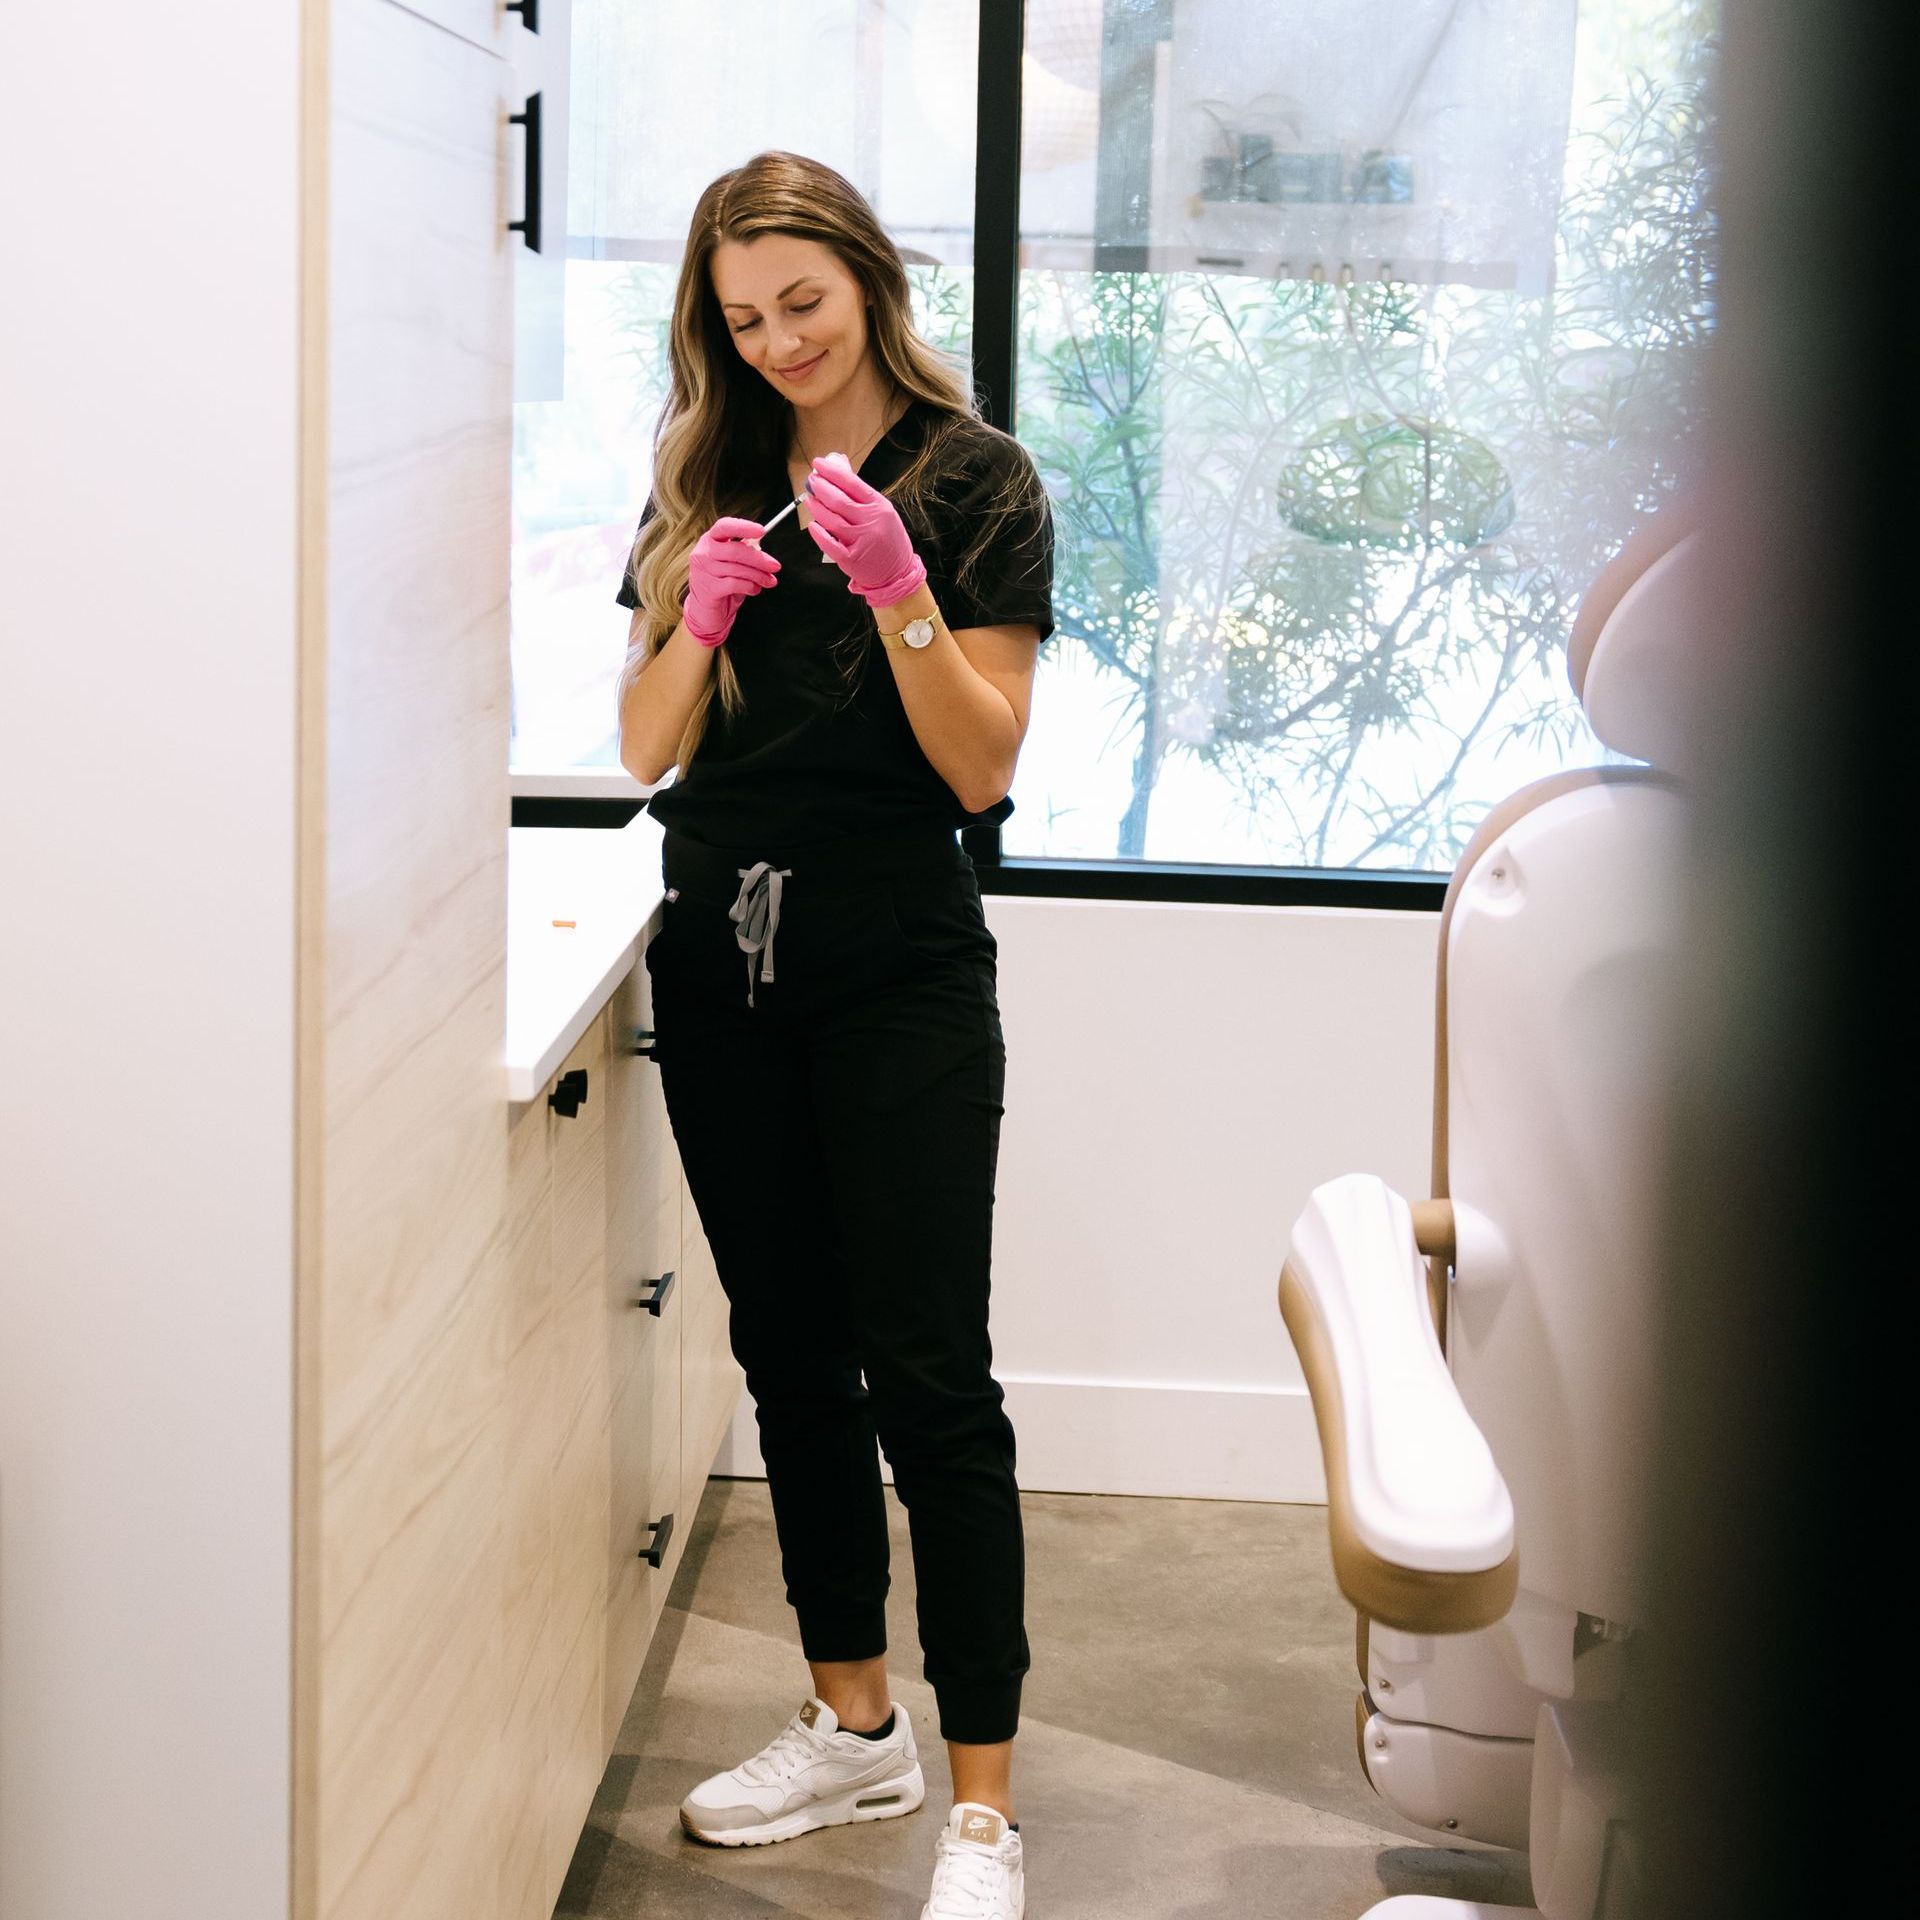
[878,613,937,649]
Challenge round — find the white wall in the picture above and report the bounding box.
[0,6,300,1918]
[715,895,1438,1501]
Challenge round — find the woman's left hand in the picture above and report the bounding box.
[804,452,928,609]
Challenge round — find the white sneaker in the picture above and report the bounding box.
[678,1695,925,1847]
[921,1801,1025,1919]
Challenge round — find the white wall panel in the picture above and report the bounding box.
[0,5,301,1917]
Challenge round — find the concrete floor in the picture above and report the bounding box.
[558,1478,1534,1919]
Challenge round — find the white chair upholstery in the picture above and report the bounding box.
[1277,511,1700,1919]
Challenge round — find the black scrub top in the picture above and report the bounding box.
[614,398,1054,849]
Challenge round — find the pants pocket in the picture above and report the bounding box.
[882,867,997,967]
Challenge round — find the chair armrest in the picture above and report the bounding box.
[1279,1173,1518,1632]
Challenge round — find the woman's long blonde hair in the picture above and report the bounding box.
[620,150,1041,771]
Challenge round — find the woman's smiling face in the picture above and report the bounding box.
[711,234,870,410]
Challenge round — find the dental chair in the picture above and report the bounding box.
[1278,511,1701,1920]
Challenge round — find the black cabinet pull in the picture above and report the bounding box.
[508,92,542,254]
[507,0,539,30]
[634,1268,676,1316]
[549,1066,588,1117]
[626,1025,658,1059]
[639,1511,675,1569]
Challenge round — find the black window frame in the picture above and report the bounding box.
[518,0,1448,912]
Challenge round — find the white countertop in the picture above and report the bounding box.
[504,810,666,1104]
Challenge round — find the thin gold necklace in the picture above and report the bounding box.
[789,392,904,482]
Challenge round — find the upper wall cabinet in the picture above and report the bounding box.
[300,6,741,1913]
[509,0,572,401]
[303,2,514,1916]
[399,0,511,57]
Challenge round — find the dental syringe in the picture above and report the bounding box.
[754,491,807,538]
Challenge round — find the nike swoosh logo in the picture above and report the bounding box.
[775,1750,907,1811]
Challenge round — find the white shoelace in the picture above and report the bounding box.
[738,1715,829,1785]
[927,1831,1012,1917]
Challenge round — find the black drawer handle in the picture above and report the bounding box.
[507,0,539,29]
[549,1066,588,1117]
[634,1269,677,1316]
[639,1511,676,1569]
[508,92,542,254]
[626,1025,658,1059]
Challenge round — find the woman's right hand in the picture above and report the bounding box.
[682,516,780,648]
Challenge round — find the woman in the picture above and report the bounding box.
[614,149,1053,1920]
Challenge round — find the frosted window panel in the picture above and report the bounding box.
[1013,0,1578,293]
[570,0,975,265]
[1161,0,1576,295]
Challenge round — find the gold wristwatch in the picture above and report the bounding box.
[877,614,938,651]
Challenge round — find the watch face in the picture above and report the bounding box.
[905,617,935,648]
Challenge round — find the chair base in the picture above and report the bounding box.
[1361,1901,1542,1918]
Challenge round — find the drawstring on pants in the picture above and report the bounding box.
[729,860,793,1009]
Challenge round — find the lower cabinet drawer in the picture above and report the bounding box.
[499,1090,556,1920]
[603,1267,681,1751]
[545,1362,609,1901]
[550,1011,610,1446]
[601,941,685,1751]
[605,956,677,1395]
[544,1007,612,1903]
[514,937,726,1897]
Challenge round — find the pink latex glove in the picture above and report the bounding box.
[803,452,928,609]
[683,515,781,647]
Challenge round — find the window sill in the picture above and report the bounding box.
[512,765,660,802]
[509,774,1447,910]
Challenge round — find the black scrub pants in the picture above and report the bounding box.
[646,819,1028,1745]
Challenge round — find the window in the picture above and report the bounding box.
[511,0,1715,877]
[1008,0,1714,868]
[509,0,977,774]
